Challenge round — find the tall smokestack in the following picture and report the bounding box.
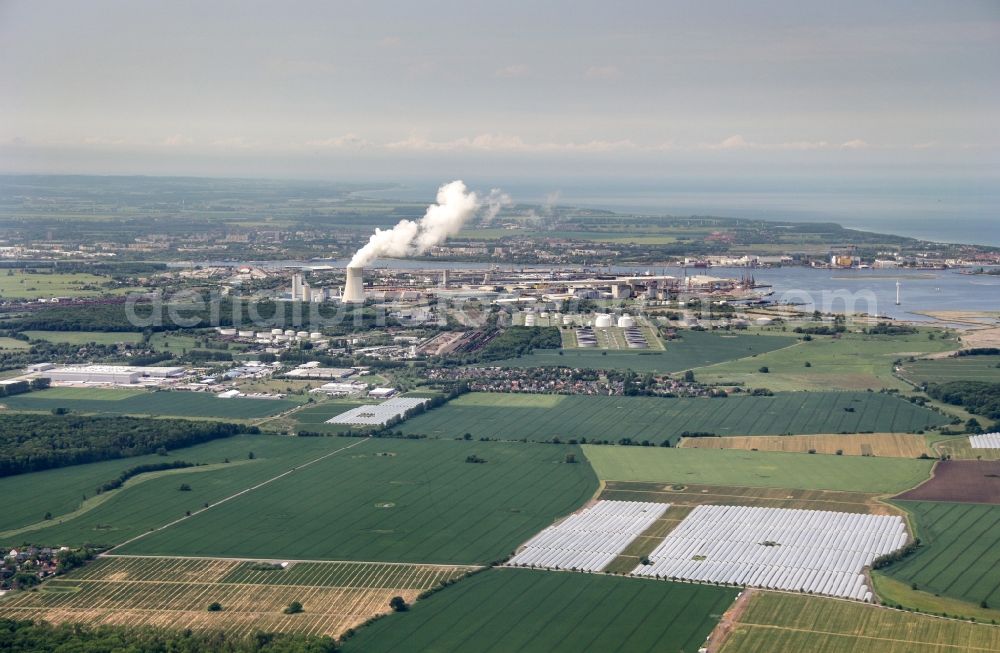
[342,266,364,303]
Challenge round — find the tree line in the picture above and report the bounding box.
[0,619,337,653]
[926,381,1000,420]
[0,414,254,477]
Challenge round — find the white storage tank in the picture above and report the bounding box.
[296,331,309,338]
[617,314,636,328]
[256,331,272,340]
[218,328,237,336]
[237,330,254,338]
[271,328,283,335]
[594,313,613,328]
[284,329,295,336]
[309,332,322,340]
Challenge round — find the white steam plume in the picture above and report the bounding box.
[349,180,480,268]
[481,188,512,223]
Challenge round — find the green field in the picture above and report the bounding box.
[898,355,1000,385]
[0,336,30,349]
[399,391,948,445]
[693,331,957,391]
[116,439,597,564]
[1,387,298,419]
[883,501,1000,608]
[720,591,1000,653]
[0,435,343,547]
[582,446,933,493]
[0,271,137,299]
[342,568,737,653]
[494,330,796,373]
[21,330,144,345]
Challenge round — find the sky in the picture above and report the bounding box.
[1,0,998,187]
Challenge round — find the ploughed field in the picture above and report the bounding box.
[895,460,1000,504]
[0,556,476,638]
[400,391,947,445]
[1,387,298,419]
[340,568,738,653]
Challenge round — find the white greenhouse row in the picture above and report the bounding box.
[969,432,1000,449]
[631,504,907,601]
[507,500,668,572]
[325,397,428,426]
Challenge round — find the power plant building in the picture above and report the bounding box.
[342,266,365,303]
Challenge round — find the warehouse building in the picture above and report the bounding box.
[47,365,186,385]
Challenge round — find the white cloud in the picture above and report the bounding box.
[385,133,637,153]
[495,64,528,78]
[840,139,870,149]
[585,64,621,79]
[707,135,751,150]
[703,135,870,151]
[210,137,259,149]
[378,36,401,47]
[304,133,371,149]
[162,134,194,146]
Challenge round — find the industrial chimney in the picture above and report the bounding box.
[342,266,365,303]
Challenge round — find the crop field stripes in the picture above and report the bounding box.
[105,437,370,554]
[0,556,478,638]
[600,481,898,515]
[679,433,933,458]
[632,505,909,601]
[506,500,669,572]
[719,591,1000,653]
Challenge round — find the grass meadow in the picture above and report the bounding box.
[21,330,144,345]
[898,355,1000,385]
[582,445,933,493]
[692,331,956,391]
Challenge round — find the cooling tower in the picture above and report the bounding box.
[342,266,365,303]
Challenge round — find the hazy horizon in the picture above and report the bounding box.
[1,1,997,243]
